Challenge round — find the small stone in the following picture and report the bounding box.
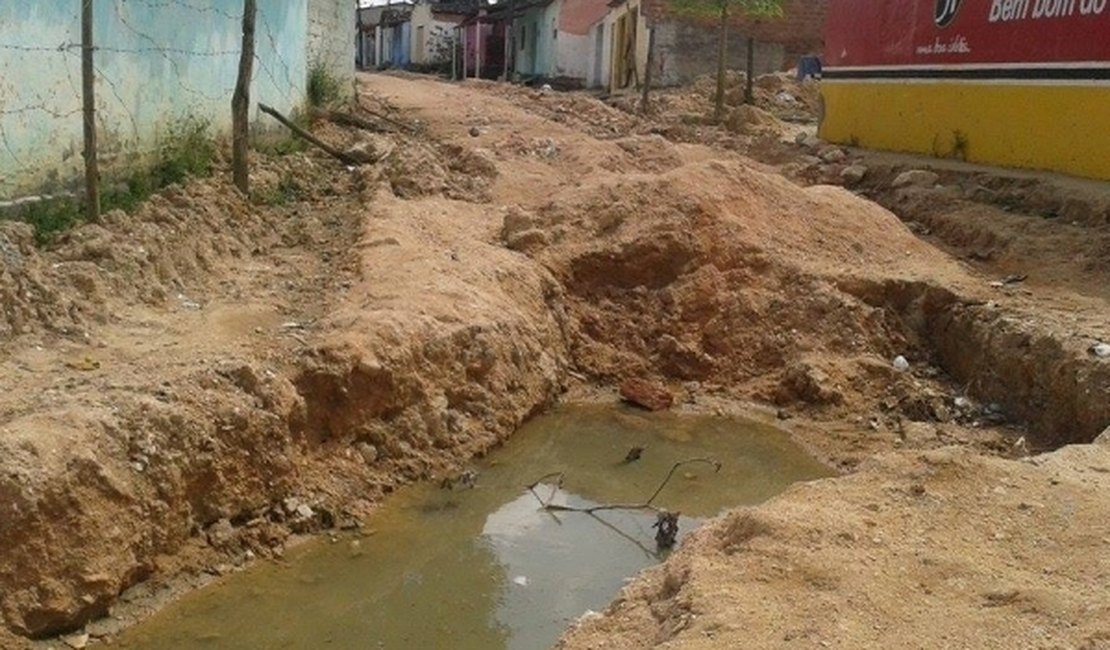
[356,442,379,465]
[818,146,847,163]
[64,633,90,649]
[903,422,937,445]
[206,518,235,548]
[295,504,314,520]
[1091,342,1110,358]
[500,206,536,241]
[892,355,910,372]
[840,164,868,185]
[893,169,940,189]
[282,497,301,515]
[619,378,674,411]
[801,134,822,149]
[504,228,550,253]
[343,141,377,164]
[468,126,481,137]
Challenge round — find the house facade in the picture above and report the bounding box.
[589,0,827,92]
[356,2,414,69]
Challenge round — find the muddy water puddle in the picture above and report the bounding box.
[116,404,830,649]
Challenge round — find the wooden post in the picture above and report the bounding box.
[475,20,482,79]
[461,25,468,78]
[452,27,458,80]
[81,0,100,220]
[744,35,755,104]
[503,0,516,81]
[714,2,729,123]
[232,0,257,195]
[640,25,655,114]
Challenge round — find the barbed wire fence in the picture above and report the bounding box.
[0,0,324,215]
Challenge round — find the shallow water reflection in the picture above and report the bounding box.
[116,404,830,649]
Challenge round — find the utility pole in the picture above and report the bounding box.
[81,0,100,220]
[232,0,257,195]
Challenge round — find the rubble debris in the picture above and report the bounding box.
[840,164,868,186]
[619,378,674,411]
[892,170,940,189]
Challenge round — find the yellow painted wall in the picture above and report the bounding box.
[819,82,1110,181]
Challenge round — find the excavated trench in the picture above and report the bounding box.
[112,404,831,649]
[837,278,1110,447]
[4,98,1106,647]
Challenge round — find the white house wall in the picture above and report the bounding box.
[555,32,589,79]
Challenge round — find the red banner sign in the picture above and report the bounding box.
[826,0,1110,67]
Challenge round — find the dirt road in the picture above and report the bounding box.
[1,73,1107,648]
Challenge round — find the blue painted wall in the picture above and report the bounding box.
[0,0,309,199]
[387,23,411,67]
[514,1,560,78]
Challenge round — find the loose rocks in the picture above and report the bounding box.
[893,170,940,189]
[619,378,674,411]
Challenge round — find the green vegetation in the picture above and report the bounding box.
[16,197,84,246]
[8,116,216,245]
[102,116,216,212]
[251,172,304,206]
[307,61,342,108]
[255,107,311,155]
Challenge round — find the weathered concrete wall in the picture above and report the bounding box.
[0,0,356,201]
[642,0,827,62]
[307,0,355,95]
[654,21,786,86]
[557,0,610,80]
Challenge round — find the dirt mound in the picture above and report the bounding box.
[722,104,786,135]
[680,71,820,121]
[559,444,1110,649]
[466,79,640,139]
[498,155,1107,449]
[494,159,978,428]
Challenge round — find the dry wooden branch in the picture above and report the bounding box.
[356,99,418,134]
[313,108,390,133]
[525,457,722,515]
[258,103,359,166]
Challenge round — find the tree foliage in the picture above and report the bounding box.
[667,0,783,21]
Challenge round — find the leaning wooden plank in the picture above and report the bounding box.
[258,103,359,166]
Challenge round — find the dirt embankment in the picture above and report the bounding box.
[559,440,1110,650]
[1,74,1107,648]
[0,112,565,645]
